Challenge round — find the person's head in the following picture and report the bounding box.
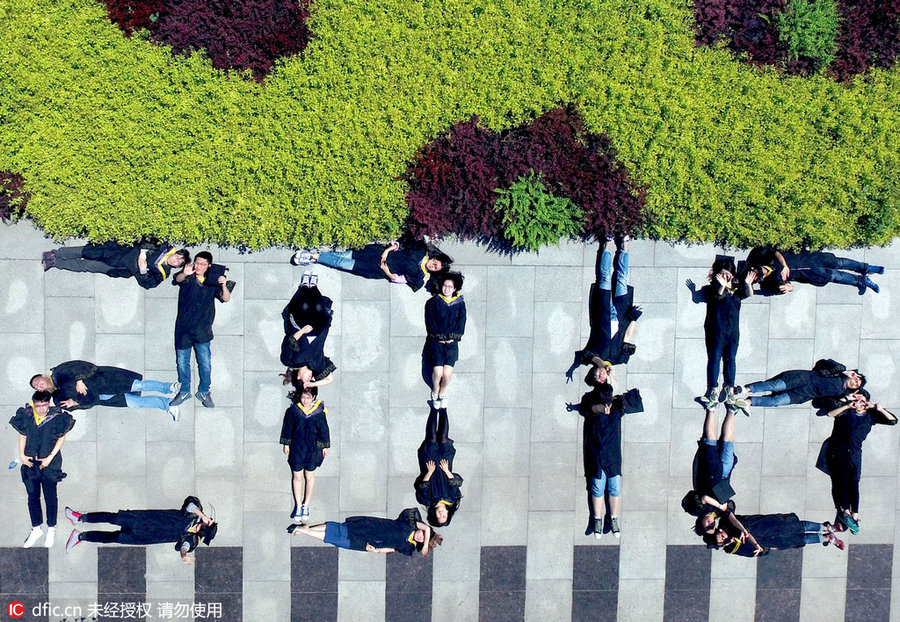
[594,383,614,408]
[295,386,318,407]
[438,272,464,297]
[199,521,218,545]
[425,251,453,274]
[31,390,52,415]
[845,371,865,390]
[167,249,191,268]
[585,363,612,387]
[193,251,213,277]
[694,512,718,535]
[414,527,443,554]
[427,498,461,527]
[701,530,723,548]
[30,374,52,392]
[709,256,736,284]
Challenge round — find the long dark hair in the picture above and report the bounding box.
[288,385,318,404]
[426,497,462,527]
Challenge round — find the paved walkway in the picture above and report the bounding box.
[0,221,898,622]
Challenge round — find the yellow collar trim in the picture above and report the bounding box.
[298,400,322,415]
[420,256,429,276]
[29,402,47,426]
[156,248,176,279]
[439,293,460,304]
[437,500,452,507]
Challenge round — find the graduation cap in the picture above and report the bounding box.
[201,522,218,546]
[619,388,644,414]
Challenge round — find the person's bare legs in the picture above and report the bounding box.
[291,523,327,540]
[431,367,443,397]
[303,470,316,506]
[608,495,620,517]
[720,407,735,443]
[703,408,718,442]
[291,471,304,513]
[589,493,604,519]
[439,365,454,395]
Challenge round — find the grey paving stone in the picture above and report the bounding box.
[626,303,676,374]
[96,410,148,479]
[708,577,756,622]
[528,445,577,511]
[814,304,863,368]
[484,338,533,408]
[802,545,848,579]
[207,335,244,407]
[485,266,534,337]
[146,441,196,509]
[338,547,386,581]
[758,476,808,515]
[525,514,575,580]
[389,285,425,337]
[194,408,243,478]
[767,286,817,340]
[387,407,424,477]
[241,299,284,371]
[622,374,673,444]
[95,278,144,334]
[483,408,530,477]
[799,577,846,622]
[525,578,572,619]
[761,408,810,477]
[618,510,667,580]
[458,299,485,373]
[42,263,97,298]
[142,296,179,370]
[530,373,580,444]
[0,222,58,259]
[340,300,390,372]
[451,441,483,511]
[442,372,484,442]
[338,443,387,511]
[243,371,287,442]
[622,443,669,511]
[337,580,385,622]
[481,477,530,546]
[654,241,723,267]
[857,340,899,406]
[341,373,389,443]
[339,271,391,301]
[617,578,665,621]
[764,338,815,377]
[534,266,585,302]
[0,260,44,334]
[736,302,770,376]
[243,581,291,622]
[194,478,243,547]
[241,263,294,300]
[630,267,677,303]
[532,301,582,371]
[242,512,291,582]
[432,511,482,583]
[675,269,707,340]
[672,337,707,410]
[388,337,430,408]
[95,333,144,374]
[44,297,95,365]
[430,581,480,622]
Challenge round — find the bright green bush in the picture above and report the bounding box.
[0,0,898,249]
[776,0,841,70]
[494,172,583,251]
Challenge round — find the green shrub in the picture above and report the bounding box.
[493,172,583,251]
[776,0,841,70]
[0,0,898,249]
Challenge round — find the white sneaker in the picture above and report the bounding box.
[23,526,43,548]
[169,404,180,422]
[301,271,312,287]
[169,381,182,396]
[437,395,447,409]
[45,527,56,548]
[309,274,319,287]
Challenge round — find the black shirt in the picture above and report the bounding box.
[174,275,220,349]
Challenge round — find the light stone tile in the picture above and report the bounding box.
[338,443,387,510]
[451,442,483,512]
[736,302,769,376]
[483,408,530,477]
[506,240,583,266]
[484,337,533,407]
[622,443,669,511]
[534,266,584,302]
[207,335,244,407]
[802,544,848,578]
[758,476,807,515]
[524,579,572,619]
[146,441,196,509]
[431,581,480,622]
[666,482,701,545]
[342,373,389,443]
[49,541,98,583]
[340,270,391,300]
[432,511,481,582]
[143,295,178,370]
[96,409,147,479]
[528,472,577,513]
[708,577,756,622]
[243,442,291,510]
[761,408,810,476]
[338,550,386,581]
[853,476,896,544]
[767,285,817,340]
[0,222,59,259]
[481,477,529,546]
[864,241,900,266]
[621,374,673,444]
[96,476,148,514]
[95,277,144,333]
[616,578,665,622]
[672,337,707,409]
[799,577,846,622]
[341,300,389,372]
[388,336,430,408]
[862,423,899,475]
[675,268,707,339]
[387,407,424,477]
[485,266,534,337]
[627,303,676,374]
[729,443,762,513]
[389,284,425,337]
[211,263,245,336]
[146,544,194,584]
[242,512,291,582]
[457,298,485,373]
[45,297,95,364]
[1,333,44,397]
[618,510,666,580]
[241,263,295,299]
[530,372,580,444]
[668,410,702,476]
[242,299,284,371]
[453,265,487,302]
[629,267,677,303]
[857,340,899,406]
[243,581,291,622]
[764,338,815,377]
[94,333,144,374]
[532,301,581,371]
[814,304,862,369]
[710,549,758,579]
[654,241,723,267]
[42,263,98,299]
[195,478,242,546]
[0,260,45,333]
[212,246,286,264]
[525,512,574,580]
[445,373,484,442]
[195,407,243,478]
[59,440,98,508]
[243,371,287,442]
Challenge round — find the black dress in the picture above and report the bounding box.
[48,360,142,410]
[280,401,331,471]
[579,390,627,480]
[720,513,807,556]
[80,496,209,552]
[343,508,423,556]
[583,284,635,365]
[349,244,429,292]
[10,404,75,484]
[415,441,463,509]
[174,272,223,349]
[423,293,467,367]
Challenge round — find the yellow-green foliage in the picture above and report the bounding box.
[1,0,898,248]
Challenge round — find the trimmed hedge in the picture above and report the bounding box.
[0,172,28,222]
[1,0,899,249]
[494,173,583,251]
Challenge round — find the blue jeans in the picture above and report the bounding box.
[747,378,792,407]
[589,471,621,498]
[317,250,355,272]
[176,341,211,394]
[801,520,824,545]
[747,378,788,394]
[99,380,173,411]
[599,247,629,321]
[702,438,735,479]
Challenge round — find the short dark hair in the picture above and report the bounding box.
[29,373,43,389]
[32,390,52,404]
[426,498,462,527]
[195,251,213,264]
[594,383,614,406]
[288,385,318,403]
[437,271,464,293]
[175,249,191,263]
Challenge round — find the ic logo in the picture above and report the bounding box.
[7,601,25,619]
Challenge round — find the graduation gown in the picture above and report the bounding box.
[344,508,423,556]
[280,401,331,471]
[349,244,429,292]
[49,360,142,410]
[9,403,75,483]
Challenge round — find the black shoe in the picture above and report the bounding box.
[42,256,56,271]
[169,391,190,407]
[287,524,300,534]
[226,280,236,293]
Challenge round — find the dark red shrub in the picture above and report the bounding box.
[692,0,900,80]
[402,105,646,242]
[98,0,311,80]
[0,172,29,223]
